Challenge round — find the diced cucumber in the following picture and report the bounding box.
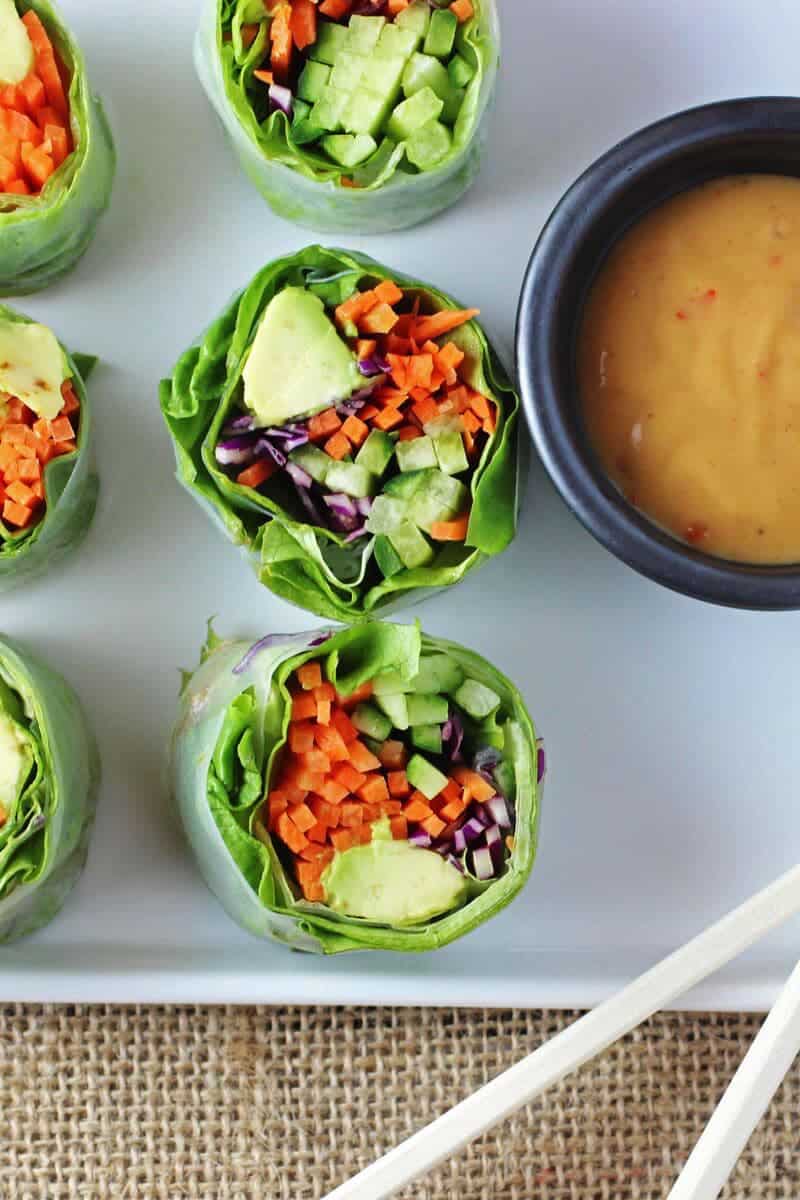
[448,53,476,88]
[433,431,469,475]
[388,521,435,569]
[402,53,451,101]
[366,494,408,535]
[375,23,420,59]
[396,435,437,473]
[407,472,468,532]
[441,87,465,126]
[386,87,444,141]
[406,753,448,801]
[353,136,405,187]
[406,693,449,726]
[311,20,350,66]
[310,86,350,133]
[330,51,366,93]
[406,119,452,170]
[291,116,326,145]
[356,429,395,476]
[321,133,378,167]
[383,469,430,499]
[375,691,409,731]
[289,445,332,485]
[411,724,443,755]
[297,59,331,103]
[325,460,377,499]
[374,533,405,578]
[453,678,501,721]
[352,701,393,742]
[373,670,412,695]
[424,8,458,58]
[361,53,407,100]
[292,98,312,123]
[347,13,386,53]
[342,87,395,137]
[395,0,430,40]
[412,654,464,696]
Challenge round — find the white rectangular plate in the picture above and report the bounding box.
[3,0,800,1009]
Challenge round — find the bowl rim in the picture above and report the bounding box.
[515,95,800,610]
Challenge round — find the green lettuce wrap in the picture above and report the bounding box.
[0,0,115,294]
[171,620,543,953]
[195,0,498,233]
[0,634,99,942]
[160,245,519,623]
[0,304,98,589]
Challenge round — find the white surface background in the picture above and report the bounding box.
[3,0,800,1007]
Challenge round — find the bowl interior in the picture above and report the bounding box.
[517,98,800,609]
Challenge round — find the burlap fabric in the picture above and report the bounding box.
[1,1005,797,1198]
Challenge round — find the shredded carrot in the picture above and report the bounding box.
[290,0,317,50]
[236,459,277,489]
[430,513,470,542]
[412,308,480,343]
[253,69,274,85]
[269,3,293,80]
[319,0,352,17]
[450,0,474,20]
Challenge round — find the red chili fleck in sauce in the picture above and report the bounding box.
[706,288,717,299]
[675,310,687,320]
[685,523,708,544]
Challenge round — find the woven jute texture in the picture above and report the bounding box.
[0,1005,798,1200]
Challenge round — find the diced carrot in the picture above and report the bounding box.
[283,782,308,807]
[269,3,293,80]
[360,404,380,423]
[355,339,377,359]
[314,723,350,762]
[450,0,474,22]
[483,407,497,436]
[335,289,378,327]
[289,722,315,754]
[21,139,54,188]
[389,814,408,839]
[330,828,356,852]
[374,279,403,306]
[253,69,274,85]
[290,767,326,793]
[321,778,348,806]
[440,778,461,804]
[376,386,408,408]
[52,439,75,456]
[33,419,51,442]
[377,740,407,769]
[307,408,341,441]
[406,355,434,390]
[421,813,446,838]
[412,395,439,426]
[387,771,410,798]
[461,408,482,434]
[440,798,468,822]
[404,798,433,823]
[60,380,80,414]
[388,0,410,11]
[333,762,367,792]
[35,105,62,132]
[288,802,316,833]
[319,0,352,18]
[277,808,310,853]
[453,766,497,803]
[2,462,19,484]
[300,749,331,775]
[348,739,382,773]
[359,303,399,335]
[316,699,331,725]
[354,824,372,845]
[386,335,414,356]
[313,682,336,702]
[340,177,361,189]
[324,431,351,460]
[446,385,470,412]
[6,480,36,508]
[341,415,368,446]
[50,416,74,442]
[304,822,329,845]
[31,49,68,122]
[292,694,318,722]
[339,801,363,828]
[412,308,480,342]
[410,386,432,405]
[331,709,359,744]
[336,680,373,708]
[296,661,322,690]
[290,0,317,50]
[2,424,32,445]
[236,459,277,489]
[295,861,324,897]
[16,457,41,483]
[0,134,22,172]
[0,85,23,112]
[0,156,16,189]
[267,792,288,826]
[29,480,44,502]
[397,425,421,441]
[469,392,491,421]
[2,109,41,145]
[373,407,403,431]
[0,445,16,473]
[358,775,389,806]
[430,513,470,541]
[309,797,336,828]
[19,74,45,115]
[381,799,403,816]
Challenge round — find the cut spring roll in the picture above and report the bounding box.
[196,0,498,233]
[171,620,543,953]
[0,634,99,942]
[0,0,115,294]
[160,246,519,622]
[0,304,98,588]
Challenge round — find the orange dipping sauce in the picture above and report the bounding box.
[579,174,800,563]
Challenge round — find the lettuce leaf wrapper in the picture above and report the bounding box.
[195,0,498,233]
[171,620,541,954]
[0,304,98,590]
[0,0,115,295]
[160,245,519,623]
[0,634,100,942]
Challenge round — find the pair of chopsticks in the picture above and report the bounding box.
[324,864,800,1200]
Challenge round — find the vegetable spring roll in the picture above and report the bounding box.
[172,620,543,953]
[161,246,519,622]
[196,0,498,233]
[0,634,99,942]
[0,305,97,588]
[0,0,115,294]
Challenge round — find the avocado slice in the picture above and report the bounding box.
[0,318,68,420]
[0,710,32,817]
[242,288,362,428]
[0,0,34,86]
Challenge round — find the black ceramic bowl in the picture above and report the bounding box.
[516,97,800,610]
